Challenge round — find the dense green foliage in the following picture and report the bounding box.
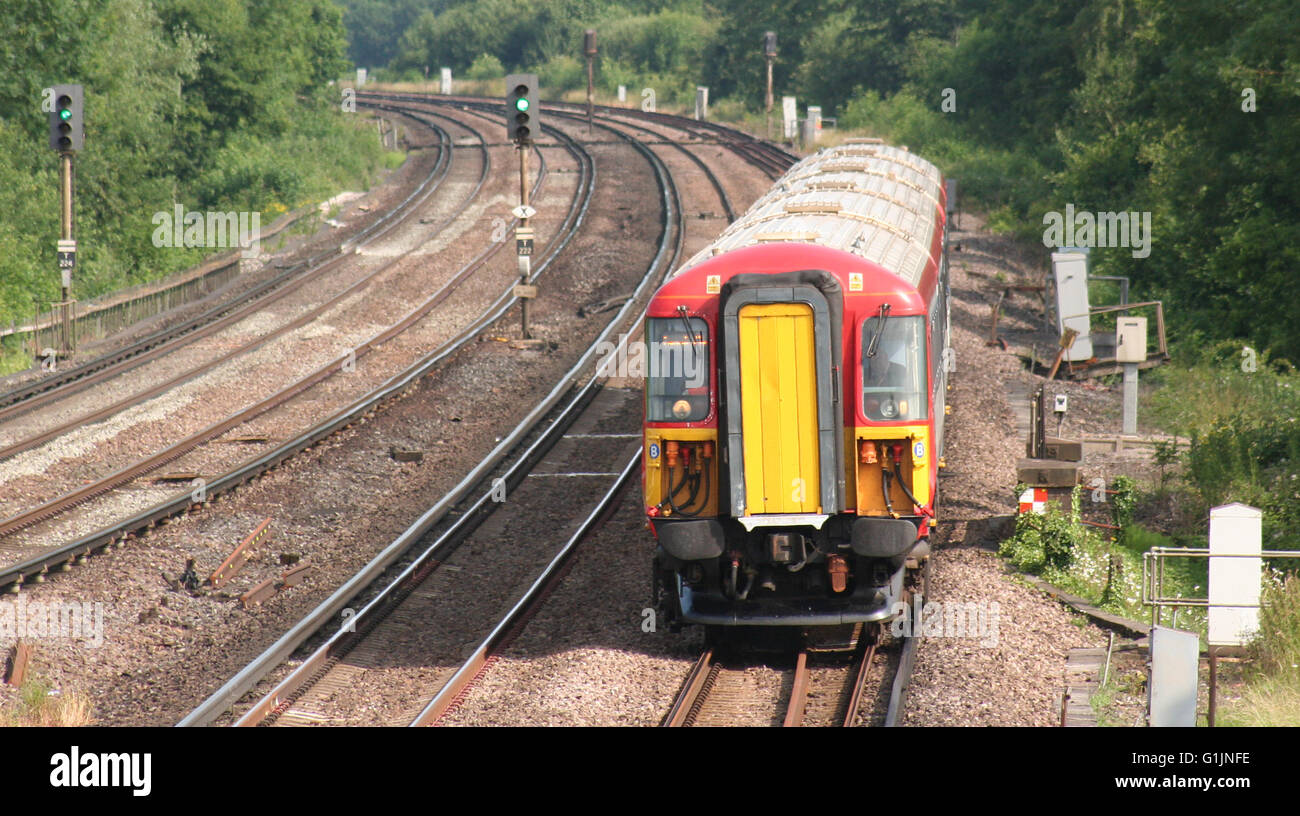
[0,0,386,340]
[354,0,1299,363]
[1149,342,1300,550]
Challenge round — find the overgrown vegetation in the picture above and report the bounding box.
[1000,481,1203,625]
[0,0,389,371]
[1148,340,1300,551]
[347,0,1300,365]
[1221,574,1300,727]
[0,679,94,727]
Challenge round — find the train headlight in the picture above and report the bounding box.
[881,397,898,419]
[672,399,691,419]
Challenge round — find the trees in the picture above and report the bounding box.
[0,0,383,335]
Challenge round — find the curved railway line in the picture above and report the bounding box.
[3,92,815,728]
[0,113,456,417]
[0,116,480,465]
[0,100,589,588]
[181,106,686,726]
[177,99,797,728]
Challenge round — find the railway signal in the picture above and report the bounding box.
[46,84,83,356]
[584,30,597,134]
[506,74,543,345]
[48,84,84,152]
[764,32,776,138]
[505,74,539,145]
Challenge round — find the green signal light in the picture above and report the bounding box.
[515,97,529,112]
[59,109,72,121]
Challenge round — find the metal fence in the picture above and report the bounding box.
[1142,545,1300,628]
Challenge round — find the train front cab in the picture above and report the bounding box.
[647,263,938,629]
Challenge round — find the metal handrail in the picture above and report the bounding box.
[1142,546,1300,627]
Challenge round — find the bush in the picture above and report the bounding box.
[1000,487,1091,574]
[1147,347,1300,550]
[466,53,505,81]
[1256,573,1300,674]
[1224,573,1300,726]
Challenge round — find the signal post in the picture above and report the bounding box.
[764,32,777,140]
[506,75,544,348]
[584,30,597,135]
[49,84,84,358]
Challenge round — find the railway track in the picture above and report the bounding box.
[0,116,473,466]
[4,92,791,726]
[179,106,687,726]
[203,107,798,728]
[663,626,916,727]
[0,109,454,419]
[663,557,930,727]
[0,101,590,589]
[360,90,797,181]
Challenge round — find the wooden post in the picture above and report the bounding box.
[5,641,31,686]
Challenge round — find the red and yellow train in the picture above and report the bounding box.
[643,140,949,629]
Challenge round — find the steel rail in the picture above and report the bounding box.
[235,377,607,726]
[188,106,684,728]
[361,89,799,179]
[0,103,585,589]
[841,637,881,727]
[408,453,640,727]
[0,111,514,540]
[661,649,719,727]
[0,118,475,464]
[0,108,455,420]
[176,112,624,726]
[783,650,811,727]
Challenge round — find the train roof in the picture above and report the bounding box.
[673,141,945,289]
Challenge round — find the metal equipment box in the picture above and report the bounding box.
[1116,316,1147,363]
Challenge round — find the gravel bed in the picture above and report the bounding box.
[0,110,670,725]
[901,213,1107,725]
[0,111,434,400]
[0,117,550,548]
[0,112,478,505]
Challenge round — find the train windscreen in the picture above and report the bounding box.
[646,317,710,422]
[861,315,928,422]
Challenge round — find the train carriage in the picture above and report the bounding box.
[643,140,950,629]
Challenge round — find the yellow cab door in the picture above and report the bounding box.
[738,302,821,515]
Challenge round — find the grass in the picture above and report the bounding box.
[998,486,1204,627]
[1091,665,1148,728]
[0,335,33,377]
[1,678,95,727]
[1219,574,1300,726]
[1219,677,1300,727]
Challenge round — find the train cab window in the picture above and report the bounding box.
[646,317,710,422]
[861,315,928,422]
